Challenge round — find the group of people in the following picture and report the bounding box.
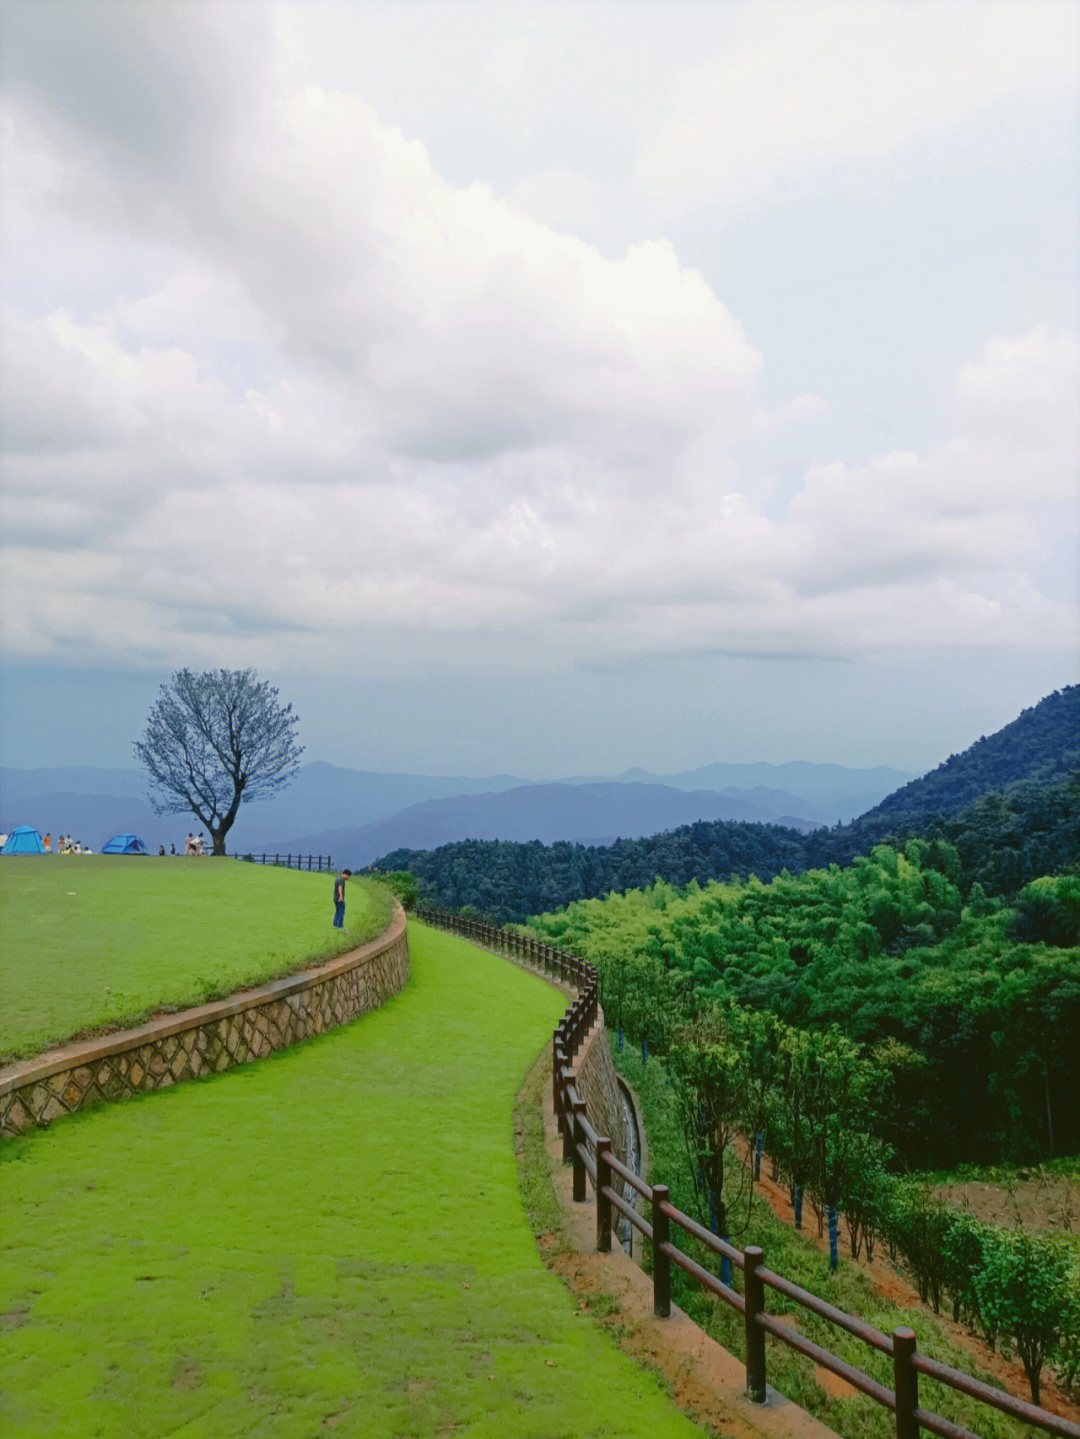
[58,834,208,855]
[8,830,211,855]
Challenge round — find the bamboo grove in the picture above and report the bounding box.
[522,842,1080,1405]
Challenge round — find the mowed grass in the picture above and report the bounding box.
[0,857,392,1061]
[0,922,706,1438]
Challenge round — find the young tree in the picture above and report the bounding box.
[134,668,303,856]
[623,955,685,1067]
[974,1230,1076,1405]
[802,1028,883,1271]
[597,949,632,1051]
[887,1185,952,1315]
[728,1005,779,1181]
[768,1025,818,1232]
[837,1130,892,1261]
[667,1007,750,1286]
[940,1210,987,1326]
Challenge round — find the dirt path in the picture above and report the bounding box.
[746,1148,1080,1424]
[525,1046,1079,1432]
[519,1049,839,1439]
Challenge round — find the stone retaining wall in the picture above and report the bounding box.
[569,1008,627,1167]
[0,906,409,1137]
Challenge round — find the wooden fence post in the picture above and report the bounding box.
[652,1185,671,1317]
[744,1245,767,1403]
[571,1098,587,1201]
[596,1137,612,1252]
[560,1076,576,1166]
[893,1327,918,1439]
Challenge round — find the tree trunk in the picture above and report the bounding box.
[848,1212,862,1258]
[1044,1069,1055,1156]
[1023,1352,1041,1408]
[712,1190,732,1288]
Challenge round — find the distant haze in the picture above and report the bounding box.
[0,759,910,859]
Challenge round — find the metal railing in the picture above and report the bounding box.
[418,906,1080,1439]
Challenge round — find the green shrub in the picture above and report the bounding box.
[974,1229,1078,1405]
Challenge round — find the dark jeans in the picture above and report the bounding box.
[333,900,345,928]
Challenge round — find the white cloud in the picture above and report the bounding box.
[636,0,1080,218]
[507,168,599,234]
[1,2,1076,683]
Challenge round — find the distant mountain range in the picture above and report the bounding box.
[0,758,910,859]
[594,762,907,820]
[373,685,1080,921]
[278,780,829,868]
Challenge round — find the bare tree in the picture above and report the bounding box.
[134,669,303,856]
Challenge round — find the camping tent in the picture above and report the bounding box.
[2,826,46,855]
[101,834,149,855]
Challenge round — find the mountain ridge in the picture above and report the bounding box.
[368,686,1079,921]
[276,779,829,868]
[1,758,907,853]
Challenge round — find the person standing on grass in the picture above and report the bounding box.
[333,868,352,928]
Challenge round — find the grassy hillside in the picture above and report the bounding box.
[0,923,704,1439]
[0,858,394,1061]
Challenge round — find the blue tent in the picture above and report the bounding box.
[2,826,46,855]
[101,833,149,855]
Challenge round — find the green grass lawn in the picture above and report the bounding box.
[0,922,706,1438]
[0,857,394,1061]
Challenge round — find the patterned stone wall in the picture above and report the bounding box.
[570,1008,627,1167]
[0,908,409,1137]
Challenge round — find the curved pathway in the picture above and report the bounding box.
[1,920,707,1438]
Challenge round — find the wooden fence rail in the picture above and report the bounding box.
[416,906,1080,1439]
[231,852,333,872]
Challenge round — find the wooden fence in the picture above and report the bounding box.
[417,906,1080,1439]
[232,852,333,872]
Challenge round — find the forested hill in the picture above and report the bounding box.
[375,687,1079,923]
[815,684,1079,858]
[375,822,810,925]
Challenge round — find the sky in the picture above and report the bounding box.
[1,0,1077,780]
